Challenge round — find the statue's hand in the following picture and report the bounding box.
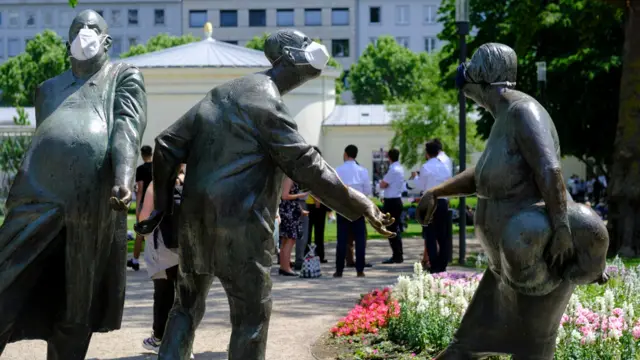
[363,201,395,238]
[134,210,164,236]
[547,225,574,268]
[110,185,132,212]
[416,191,437,226]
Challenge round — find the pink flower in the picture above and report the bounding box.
[632,325,640,340]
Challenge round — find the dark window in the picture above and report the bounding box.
[189,10,207,28]
[223,40,238,45]
[128,9,138,25]
[304,8,322,26]
[369,7,380,24]
[220,10,237,27]
[276,9,294,26]
[249,9,266,27]
[331,39,349,57]
[154,9,165,25]
[331,8,349,26]
[95,10,104,18]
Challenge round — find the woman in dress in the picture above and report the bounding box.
[417,43,608,359]
[278,177,308,276]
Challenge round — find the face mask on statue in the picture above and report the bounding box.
[283,41,330,70]
[70,28,106,61]
[455,62,516,89]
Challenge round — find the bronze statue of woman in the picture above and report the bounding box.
[417,43,609,359]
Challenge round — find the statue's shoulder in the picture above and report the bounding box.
[37,69,73,93]
[237,73,280,100]
[110,61,143,80]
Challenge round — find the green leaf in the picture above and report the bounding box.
[68,0,77,8]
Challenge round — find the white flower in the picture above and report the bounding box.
[416,299,429,314]
[570,329,581,341]
[440,306,452,317]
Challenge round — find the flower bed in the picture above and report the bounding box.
[329,259,640,359]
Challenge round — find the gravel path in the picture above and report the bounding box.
[2,237,481,360]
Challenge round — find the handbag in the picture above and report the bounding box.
[299,244,322,278]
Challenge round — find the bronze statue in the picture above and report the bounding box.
[417,43,608,359]
[134,29,394,360]
[0,10,146,359]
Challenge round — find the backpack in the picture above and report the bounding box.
[155,178,183,250]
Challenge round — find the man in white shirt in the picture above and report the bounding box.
[379,149,405,264]
[417,140,453,273]
[433,138,454,176]
[334,145,370,277]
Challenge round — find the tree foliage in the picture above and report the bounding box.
[388,51,484,168]
[348,37,429,105]
[0,107,33,195]
[119,33,200,59]
[245,33,344,103]
[0,31,69,106]
[437,0,624,171]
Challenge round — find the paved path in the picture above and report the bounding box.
[2,237,482,360]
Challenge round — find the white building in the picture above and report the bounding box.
[0,0,183,62]
[113,24,340,151]
[181,0,357,69]
[356,0,444,57]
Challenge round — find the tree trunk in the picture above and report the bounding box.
[608,2,640,257]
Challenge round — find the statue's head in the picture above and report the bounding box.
[455,43,517,106]
[264,29,330,95]
[67,10,111,63]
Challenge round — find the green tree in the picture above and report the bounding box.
[438,0,623,173]
[68,0,77,7]
[348,36,430,104]
[388,51,484,168]
[119,33,200,59]
[0,30,70,106]
[245,33,344,103]
[0,107,33,194]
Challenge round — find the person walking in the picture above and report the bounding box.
[379,148,405,264]
[128,145,153,271]
[334,145,371,277]
[139,165,194,359]
[417,140,452,273]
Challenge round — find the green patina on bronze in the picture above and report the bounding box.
[135,29,395,360]
[0,9,147,360]
[417,43,609,359]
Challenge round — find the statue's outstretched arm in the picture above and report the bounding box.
[111,66,147,192]
[512,103,569,232]
[430,167,476,199]
[249,85,366,222]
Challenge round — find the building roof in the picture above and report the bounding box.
[114,36,272,69]
[323,105,396,126]
[323,104,482,126]
[0,107,36,129]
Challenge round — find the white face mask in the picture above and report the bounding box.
[303,42,330,70]
[70,28,106,61]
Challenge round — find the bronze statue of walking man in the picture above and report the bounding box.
[0,10,146,360]
[417,43,609,359]
[135,29,395,360]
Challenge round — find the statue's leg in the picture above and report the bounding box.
[158,272,214,360]
[218,264,272,360]
[434,346,492,359]
[46,323,93,360]
[500,206,562,296]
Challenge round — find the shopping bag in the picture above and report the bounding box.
[299,244,322,278]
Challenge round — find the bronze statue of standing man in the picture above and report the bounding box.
[417,43,608,359]
[0,10,146,360]
[136,29,395,360]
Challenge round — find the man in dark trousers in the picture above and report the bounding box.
[128,144,153,271]
[0,10,146,359]
[135,29,394,360]
[334,145,372,277]
[379,148,405,264]
[306,146,330,263]
[417,140,452,273]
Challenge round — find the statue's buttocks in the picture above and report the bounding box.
[22,85,110,203]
